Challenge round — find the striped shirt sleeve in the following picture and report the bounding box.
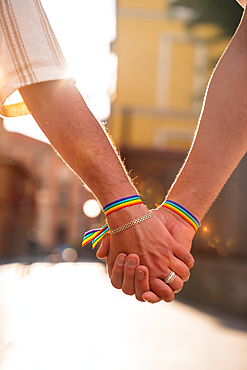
[0,0,74,117]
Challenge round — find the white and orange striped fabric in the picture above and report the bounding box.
[0,0,73,117]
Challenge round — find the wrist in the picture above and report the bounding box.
[96,182,139,207]
[158,204,196,234]
[81,194,149,249]
[106,203,149,229]
[155,206,195,252]
[160,199,200,232]
[166,184,204,222]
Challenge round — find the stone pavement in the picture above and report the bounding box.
[0,262,246,370]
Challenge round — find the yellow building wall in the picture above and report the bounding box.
[114,17,187,107]
[115,19,158,107]
[110,0,229,151]
[118,0,167,11]
[169,42,195,109]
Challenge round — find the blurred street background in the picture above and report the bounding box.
[0,261,247,370]
[1,0,247,368]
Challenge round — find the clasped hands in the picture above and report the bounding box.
[97,204,196,304]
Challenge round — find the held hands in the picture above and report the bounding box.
[97,205,196,303]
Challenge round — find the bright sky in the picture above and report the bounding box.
[4,0,117,143]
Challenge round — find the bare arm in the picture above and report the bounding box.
[107,8,247,303]
[19,79,194,302]
[19,79,135,205]
[166,9,247,220]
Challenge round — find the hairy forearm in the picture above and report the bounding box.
[167,10,247,220]
[19,80,136,205]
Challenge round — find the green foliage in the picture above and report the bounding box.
[172,0,243,37]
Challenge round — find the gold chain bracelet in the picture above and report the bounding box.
[109,211,153,235]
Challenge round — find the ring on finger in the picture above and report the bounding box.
[163,270,176,285]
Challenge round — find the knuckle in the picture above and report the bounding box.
[124,270,135,279]
[186,254,194,268]
[162,292,174,302]
[174,280,183,293]
[184,272,190,282]
[160,285,174,302]
[150,278,174,302]
[179,266,190,281]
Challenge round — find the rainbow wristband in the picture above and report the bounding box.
[81,223,109,249]
[161,200,200,232]
[82,195,143,249]
[103,195,142,217]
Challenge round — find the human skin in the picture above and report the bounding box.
[98,206,195,302]
[19,79,194,302]
[237,0,246,8]
[103,203,194,301]
[102,6,247,303]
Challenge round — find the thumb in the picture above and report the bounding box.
[96,233,110,259]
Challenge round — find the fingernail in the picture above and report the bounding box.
[136,269,145,279]
[127,257,137,268]
[118,256,126,266]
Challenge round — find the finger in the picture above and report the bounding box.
[122,254,140,296]
[142,291,162,304]
[169,256,191,282]
[135,266,162,303]
[167,275,184,294]
[174,244,194,269]
[111,253,127,289]
[96,233,110,259]
[150,278,175,303]
[106,256,113,278]
[134,265,149,302]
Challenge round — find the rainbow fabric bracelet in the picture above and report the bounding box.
[161,200,200,232]
[103,195,142,217]
[82,195,143,249]
[81,223,109,249]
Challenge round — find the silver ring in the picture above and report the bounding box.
[163,271,176,285]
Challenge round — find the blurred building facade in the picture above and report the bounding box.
[109,0,228,208]
[0,153,37,257]
[109,0,226,151]
[109,0,247,316]
[0,120,99,260]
